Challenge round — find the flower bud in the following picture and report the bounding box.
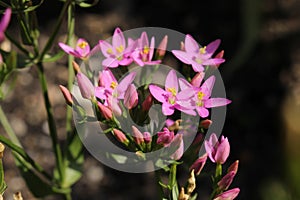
[113,129,129,145]
[124,84,138,109]
[132,126,144,145]
[142,94,153,112]
[191,72,205,87]
[218,171,236,191]
[59,85,73,106]
[72,61,81,74]
[143,132,152,144]
[190,153,207,175]
[215,50,224,68]
[205,133,230,164]
[97,102,113,120]
[199,119,213,129]
[228,160,239,174]
[156,35,168,59]
[76,72,94,99]
[157,127,174,146]
[213,188,240,200]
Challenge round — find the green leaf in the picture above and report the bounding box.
[171,182,179,200]
[75,0,99,7]
[61,131,84,188]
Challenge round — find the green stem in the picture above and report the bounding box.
[0,105,21,147]
[66,2,75,139]
[0,134,51,180]
[155,170,165,199]
[5,32,31,57]
[37,62,64,184]
[38,0,72,62]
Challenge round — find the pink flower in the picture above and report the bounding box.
[190,153,208,175]
[97,102,113,120]
[0,8,11,43]
[157,127,174,146]
[143,132,152,144]
[59,85,73,106]
[172,35,225,72]
[131,32,161,66]
[76,72,94,99]
[179,75,231,118]
[124,84,138,109]
[213,188,240,200]
[149,70,195,116]
[99,27,135,68]
[132,126,145,145]
[205,133,230,164]
[113,129,129,145]
[156,35,168,59]
[59,38,91,59]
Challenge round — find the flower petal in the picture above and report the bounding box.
[185,34,199,54]
[205,98,231,108]
[201,76,215,97]
[112,27,125,49]
[165,70,178,92]
[191,72,205,87]
[196,106,209,118]
[102,57,119,68]
[99,40,114,58]
[206,39,221,56]
[172,50,192,65]
[117,72,136,98]
[149,85,166,103]
[162,103,175,116]
[179,78,192,91]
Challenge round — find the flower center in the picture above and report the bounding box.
[116,45,124,53]
[199,46,206,54]
[195,57,203,64]
[106,48,113,55]
[196,91,205,107]
[110,81,118,89]
[78,41,88,49]
[167,88,177,96]
[143,45,150,54]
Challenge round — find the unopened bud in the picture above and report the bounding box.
[143,132,152,144]
[228,160,239,174]
[72,61,81,74]
[98,102,113,120]
[200,119,212,129]
[156,35,168,59]
[59,85,73,106]
[190,153,207,176]
[132,126,144,145]
[142,94,153,112]
[215,50,224,68]
[191,72,205,87]
[113,129,129,145]
[180,41,185,51]
[0,143,4,159]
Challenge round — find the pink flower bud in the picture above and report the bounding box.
[77,72,94,99]
[157,127,174,146]
[72,61,81,74]
[59,85,73,106]
[200,119,213,129]
[218,171,236,191]
[190,153,208,175]
[215,50,224,68]
[143,132,152,144]
[0,8,12,43]
[142,94,153,112]
[205,133,230,164]
[97,102,113,120]
[213,188,240,200]
[156,35,168,58]
[191,72,205,87]
[124,84,138,109]
[113,129,129,145]
[170,134,184,160]
[228,160,239,174]
[132,126,144,145]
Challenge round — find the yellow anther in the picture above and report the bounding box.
[199,46,206,54]
[110,81,117,89]
[143,45,150,54]
[106,48,113,54]
[78,41,88,49]
[116,45,124,53]
[167,88,177,96]
[197,91,205,100]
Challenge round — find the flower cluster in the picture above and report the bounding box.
[59,27,239,199]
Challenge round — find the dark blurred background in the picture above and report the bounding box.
[2,0,300,199]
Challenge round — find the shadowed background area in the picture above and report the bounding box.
[1,0,300,199]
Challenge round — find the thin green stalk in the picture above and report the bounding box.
[0,105,21,147]
[37,63,64,184]
[0,134,51,180]
[66,2,75,136]
[155,170,165,199]
[4,33,31,57]
[38,0,72,61]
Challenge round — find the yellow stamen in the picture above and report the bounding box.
[106,48,113,54]
[78,41,88,49]
[167,88,177,96]
[143,45,150,54]
[110,81,117,89]
[116,45,124,53]
[197,91,205,100]
[199,46,206,54]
